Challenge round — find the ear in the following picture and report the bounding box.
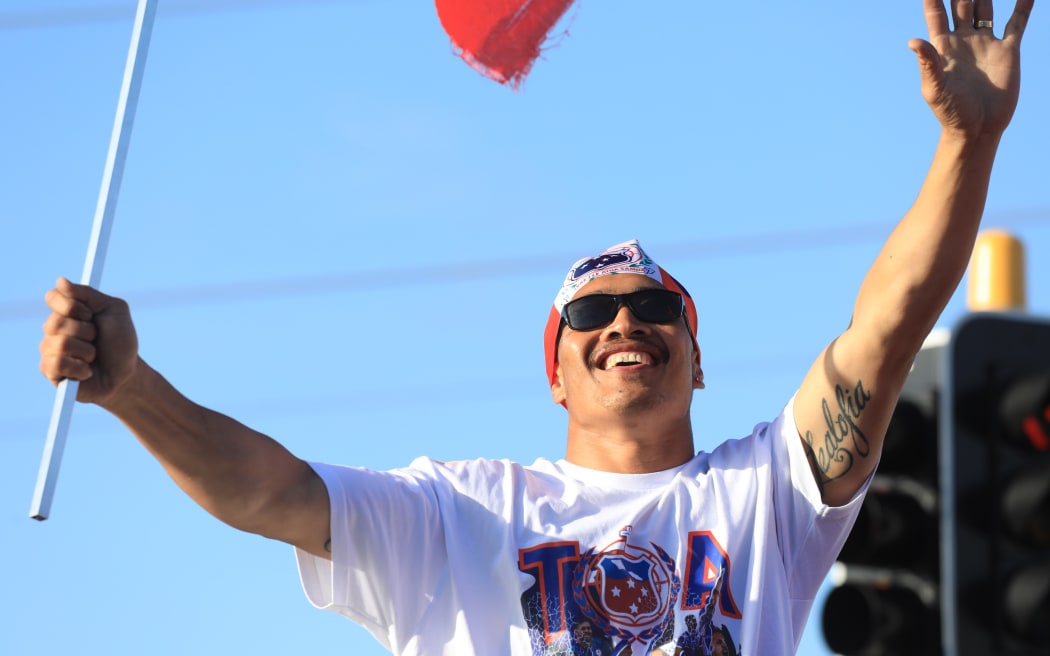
[692,349,705,390]
[551,362,567,404]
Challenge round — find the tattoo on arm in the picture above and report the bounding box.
[801,439,828,497]
[803,380,872,484]
[324,538,331,553]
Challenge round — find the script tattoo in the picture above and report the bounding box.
[804,381,871,483]
[801,440,827,497]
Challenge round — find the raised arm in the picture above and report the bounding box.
[39,277,331,557]
[794,0,1033,506]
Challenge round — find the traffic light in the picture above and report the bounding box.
[822,336,946,655]
[941,313,1050,655]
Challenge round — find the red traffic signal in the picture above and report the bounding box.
[944,314,1050,654]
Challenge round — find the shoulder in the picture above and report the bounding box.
[701,398,797,467]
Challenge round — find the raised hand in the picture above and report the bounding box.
[39,278,139,406]
[909,0,1034,137]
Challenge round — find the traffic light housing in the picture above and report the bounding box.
[942,313,1050,654]
[822,336,946,654]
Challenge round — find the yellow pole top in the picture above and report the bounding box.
[967,229,1027,312]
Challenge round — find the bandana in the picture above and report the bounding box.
[543,239,701,392]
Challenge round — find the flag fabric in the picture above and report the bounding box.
[435,0,578,88]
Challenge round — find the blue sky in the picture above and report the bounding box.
[2,1,1048,654]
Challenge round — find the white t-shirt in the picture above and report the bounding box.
[296,399,866,655]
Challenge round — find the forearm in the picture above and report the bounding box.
[101,357,321,539]
[853,129,1001,360]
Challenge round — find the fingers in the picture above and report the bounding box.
[923,0,1032,43]
[1004,0,1034,42]
[923,0,952,39]
[908,38,941,67]
[941,0,1032,37]
[952,0,974,28]
[933,0,1010,33]
[973,0,994,25]
[43,310,98,342]
[39,333,96,384]
[51,276,122,316]
[40,278,121,385]
[45,280,92,322]
[39,321,97,383]
[40,288,100,384]
[39,278,139,401]
[908,37,947,97]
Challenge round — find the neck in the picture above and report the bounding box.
[564,410,695,473]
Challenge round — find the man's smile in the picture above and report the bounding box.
[601,351,654,370]
[592,341,668,372]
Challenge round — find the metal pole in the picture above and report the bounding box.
[30,0,159,521]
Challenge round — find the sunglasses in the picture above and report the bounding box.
[561,288,685,331]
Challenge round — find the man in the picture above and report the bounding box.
[672,568,721,656]
[550,619,612,656]
[708,627,733,656]
[673,615,703,656]
[38,1,1032,654]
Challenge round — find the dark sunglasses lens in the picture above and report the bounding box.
[630,289,683,322]
[564,289,683,330]
[564,295,618,330]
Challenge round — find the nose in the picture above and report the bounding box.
[602,303,652,340]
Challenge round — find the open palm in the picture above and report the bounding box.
[909,0,1033,137]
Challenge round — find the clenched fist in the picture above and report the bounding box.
[39,277,139,406]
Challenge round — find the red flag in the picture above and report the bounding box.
[435,0,577,88]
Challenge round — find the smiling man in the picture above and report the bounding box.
[546,245,702,473]
[37,1,1034,654]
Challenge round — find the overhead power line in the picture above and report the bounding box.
[3,209,1048,322]
[7,221,894,321]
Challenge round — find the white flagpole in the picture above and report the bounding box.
[30,0,159,521]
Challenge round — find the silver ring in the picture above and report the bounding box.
[975,19,994,29]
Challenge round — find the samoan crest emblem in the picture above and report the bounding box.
[569,245,642,281]
[573,526,681,654]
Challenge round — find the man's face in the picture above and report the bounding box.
[711,631,728,656]
[574,620,592,645]
[551,274,700,416]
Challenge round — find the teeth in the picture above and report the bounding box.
[603,352,653,369]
